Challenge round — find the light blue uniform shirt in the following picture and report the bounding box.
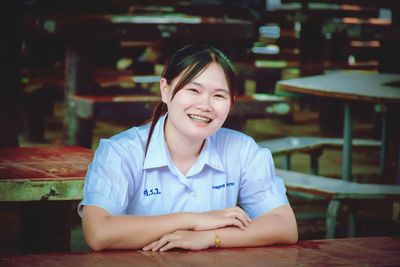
[78,115,289,219]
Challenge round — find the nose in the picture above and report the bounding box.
[196,93,212,111]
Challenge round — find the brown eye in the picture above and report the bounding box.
[188,88,199,93]
[214,94,226,99]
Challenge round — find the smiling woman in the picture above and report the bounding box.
[79,44,298,252]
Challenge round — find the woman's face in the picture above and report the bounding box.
[161,62,231,143]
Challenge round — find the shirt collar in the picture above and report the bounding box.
[143,114,225,175]
[185,134,225,177]
[143,115,170,170]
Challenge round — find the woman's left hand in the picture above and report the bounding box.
[142,230,214,252]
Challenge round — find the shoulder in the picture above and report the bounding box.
[213,127,258,151]
[93,123,150,167]
[211,127,266,164]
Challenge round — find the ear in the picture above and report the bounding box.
[160,78,170,104]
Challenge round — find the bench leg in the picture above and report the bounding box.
[282,155,291,170]
[310,149,323,175]
[326,199,340,239]
[347,204,357,238]
[65,101,94,149]
[64,41,94,149]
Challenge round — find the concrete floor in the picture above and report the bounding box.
[6,100,400,253]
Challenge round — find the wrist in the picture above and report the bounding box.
[212,230,221,248]
[183,212,197,230]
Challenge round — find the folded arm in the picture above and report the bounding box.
[81,205,251,251]
[143,204,298,251]
[215,205,298,247]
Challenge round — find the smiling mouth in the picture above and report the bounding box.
[188,114,212,123]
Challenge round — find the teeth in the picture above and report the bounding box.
[188,114,211,123]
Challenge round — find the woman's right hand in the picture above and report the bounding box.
[191,206,252,231]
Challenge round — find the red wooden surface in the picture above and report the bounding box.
[1,237,399,266]
[0,146,93,181]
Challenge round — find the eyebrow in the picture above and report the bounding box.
[190,82,230,94]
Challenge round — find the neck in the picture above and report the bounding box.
[164,119,205,174]
[165,129,204,161]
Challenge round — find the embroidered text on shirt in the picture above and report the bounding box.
[212,182,235,190]
[144,188,162,196]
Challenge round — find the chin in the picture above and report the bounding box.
[187,127,217,140]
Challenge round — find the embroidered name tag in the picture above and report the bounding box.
[212,182,235,190]
[143,188,162,196]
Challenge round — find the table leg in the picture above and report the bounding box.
[20,201,72,253]
[65,110,94,148]
[341,104,353,181]
[0,2,21,147]
[382,106,400,184]
[379,107,387,177]
[64,41,94,148]
[326,199,340,239]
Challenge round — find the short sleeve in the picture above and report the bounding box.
[78,139,135,217]
[238,144,289,219]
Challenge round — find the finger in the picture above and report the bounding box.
[232,207,252,223]
[233,212,250,226]
[152,239,167,252]
[235,207,252,222]
[240,211,252,225]
[142,240,158,251]
[227,217,245,230]
[243,211,252,223]
[159,240,181,252]
[225,211,249,227]
[152,234,177,251]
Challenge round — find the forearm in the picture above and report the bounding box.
[214,205,298,248]
[82,206,193,251]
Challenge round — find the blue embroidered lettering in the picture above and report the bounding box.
[212,182,235,190]
[144,188,162,197]
[212,184,225,190]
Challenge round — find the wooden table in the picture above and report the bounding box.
[1,237,399,266]
[276,71,400,183]
[0,146,93,253]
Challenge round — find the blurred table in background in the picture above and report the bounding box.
[23,14,255,146]
[277,71,400,184]
[0,146,93,253]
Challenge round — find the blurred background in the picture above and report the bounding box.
[0,0,399,255]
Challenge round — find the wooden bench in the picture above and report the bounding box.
[21,70,157,141]
[259,136,381,175]
[68,94,293,148]
[276,168,400,239]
